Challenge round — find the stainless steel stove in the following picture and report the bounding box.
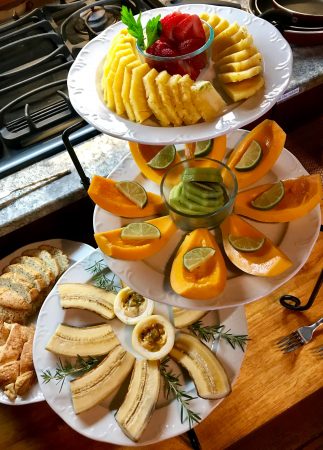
[0,0,163,179]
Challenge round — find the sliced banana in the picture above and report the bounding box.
[172,307,207,329]
[116,359,160,441]
[170,332,231,399]
[70,345,135,414]
[114,286,154,325]
[132,315,175,360]
[45,323,119,357]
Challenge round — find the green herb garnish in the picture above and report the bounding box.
[121,6,161,50]
[189,320,250,352]
[86,259,121,293]
[41,356,101,392]
[160,357,201,429]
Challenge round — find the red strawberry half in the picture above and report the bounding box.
[160,12,189,42]
[173,15,206,43]
[178,38,206,55]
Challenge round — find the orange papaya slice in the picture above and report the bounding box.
[128,142,181,184]
[224,120,286,189]
[88,175,165,218]
[170,228,227,300]
[234,174,322,222]
[94,215,177,260]
[221,214,293,276]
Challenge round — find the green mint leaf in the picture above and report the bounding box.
[120,6,144,49]
[146,15,161,48]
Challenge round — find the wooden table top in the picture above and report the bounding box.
[1,210,322,450]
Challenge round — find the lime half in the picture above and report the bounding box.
[235,140,262,172]
[251,181,285,210]
[228,235,265,252]
[195,140,213,157]
[120,223,161,242]
[183,247,216,272]
[116,181,148,208]
[147,145,176,169]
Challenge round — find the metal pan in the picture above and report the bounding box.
[272,0,323,26]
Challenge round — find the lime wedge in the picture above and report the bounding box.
[183,247,216,272]
[235,140,262,171]
[182,167,223,183]
[120,223,161,242]
[228,235,265,252]
[147,145,176,169]
[251,181,285,210]
[195,140,213,157]
[116,181,148,208]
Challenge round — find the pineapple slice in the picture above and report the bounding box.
[213,22,240,52]
[217,46,258,66]
[122,60,141,121]
[143,68,171,127]
[217,35,254,61]
[113,54,138,115]
[218,53,262,73]
[222,74,265,101]
[213,17,230,35]
[178,75,201,125]
[104,45,133,108]
[218,65,262,83]
[213,27,249,60]
[167,74,187,124]
[156,71,182,127]
[191,81,226,122]
[130,63,152,123]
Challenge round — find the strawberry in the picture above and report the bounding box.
[173,15,205,42]
[178,38,206,55]
[147,39,178,57]
[160,12,189,42]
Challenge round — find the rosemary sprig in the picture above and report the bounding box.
[86,259,120,293]
[160,357,201,429]
[41,355,101,392]
[189,320,249,352]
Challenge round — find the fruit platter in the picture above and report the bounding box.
[67,4,293,144]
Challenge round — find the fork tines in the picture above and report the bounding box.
[313,346,323,357]
[277,331,305,353]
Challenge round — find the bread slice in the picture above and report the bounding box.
[0,273,39,305]
[0,323,24,364]
[3,263,46,292]
[22,249,59,279]
[38,245,69,276]
[0,360,20,387]
[0,306,30,324]
[0,287,32,311]
[11,256,52,287]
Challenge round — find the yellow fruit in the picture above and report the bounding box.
[105,46,133,109]
[130,63,152,123]
[212,21,240,52]
[216,46,258,66]
[218,65,262,83]
[222,74,265,101]
[155,71,182,126]
[213,17,230,35]
[113,54,138,115]
[143,69,171,127]
[178,75,201,125]
[167,74,187,124]
[217,35,254,60]
[122,60,141,121]
[206,14,221,28]
[191,81,226,122]
[218,53,262,73]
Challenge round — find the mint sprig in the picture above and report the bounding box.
[121,6,161,50]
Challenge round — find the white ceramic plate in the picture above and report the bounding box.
[0,239,95,406]
[33,248,247,446]
[93,129,321,310]
[67,5,293,145]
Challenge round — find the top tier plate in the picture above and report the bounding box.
[67,4,293,145]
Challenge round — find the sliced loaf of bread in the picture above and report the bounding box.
[11,256,53,287]
[22,249,59,279]
[38,245,69,275]
[0,274,38,306]
[3,263,46,292]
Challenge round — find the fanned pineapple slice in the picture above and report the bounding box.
[222,75,265,101]
[191,81,226,122]
[218,53,262,73]
[122,60,141,121]
[113,54,138,115]
[105,46,133,108]
[130,63,152,123]
[213,22,240,53]
[178,75,201,125]
[143,68,171,127]
[217,46,258,66]
[156,71,182,126]
[218,65,262,83]
[217,35,254,61]
[167,74,187,124]
[213,17,230,35]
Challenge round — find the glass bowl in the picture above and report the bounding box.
[136,21,214,80]
[160,157,238,231]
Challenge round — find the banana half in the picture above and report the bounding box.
[45,323,119,357]
[58,283,116,320]
[70,345,135,414]
[170,332,231,399]
[172,307,206,329]
[116,359,160,442]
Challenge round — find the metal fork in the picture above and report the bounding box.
[313,346,323,357]
[277,318,323,353]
